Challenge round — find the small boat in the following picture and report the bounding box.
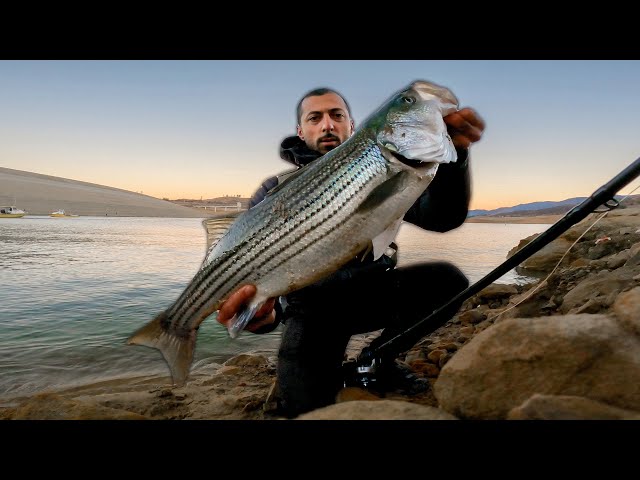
[0,205,27,218]
[50,209,78,218]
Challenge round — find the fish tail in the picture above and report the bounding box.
[126,311,196,386]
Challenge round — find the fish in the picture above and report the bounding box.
[127,79,460,385]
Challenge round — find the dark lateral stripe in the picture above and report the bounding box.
[175,142,386,328]
[171,136,386,329]
[178,146,384,324]
[168,137,374,325]
[179,145,388,327]
[174,144,378,326]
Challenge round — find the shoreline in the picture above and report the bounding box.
[465,214,562,224]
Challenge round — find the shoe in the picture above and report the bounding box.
[374,359,430,395]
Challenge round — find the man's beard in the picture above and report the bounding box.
[316,134,341,152]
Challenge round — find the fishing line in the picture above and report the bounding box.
[485,182,640,322]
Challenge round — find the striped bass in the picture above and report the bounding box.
[127,79,460,385]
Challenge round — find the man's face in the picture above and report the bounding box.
[297,93,354,154]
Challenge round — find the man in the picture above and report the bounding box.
[217,86,485,417]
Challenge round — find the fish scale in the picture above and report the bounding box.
[128,79,460,385]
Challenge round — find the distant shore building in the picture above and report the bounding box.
[192,201,244,212]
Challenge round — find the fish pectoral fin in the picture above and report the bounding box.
[127,312,197,386]
[354,170,410,214]
[202,211,244,252]
[371,217,403,261]
[227,300,264,339]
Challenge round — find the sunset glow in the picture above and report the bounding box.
[1,60,638,210]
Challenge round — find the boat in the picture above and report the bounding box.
[0,205,27,218]
[50,209,78,218]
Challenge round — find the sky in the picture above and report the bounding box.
[0,60,639,210]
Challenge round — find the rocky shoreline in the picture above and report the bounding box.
[3,205,639,420]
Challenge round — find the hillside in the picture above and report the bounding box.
[470,195,640,218]
[0,167,210,218]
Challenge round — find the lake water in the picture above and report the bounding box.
[0,216,549,401]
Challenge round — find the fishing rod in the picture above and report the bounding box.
[343,156,640,389]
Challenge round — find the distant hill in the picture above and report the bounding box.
[0,167,210,218]
[468,195,640,218]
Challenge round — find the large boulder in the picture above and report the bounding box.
[434,314,640,419]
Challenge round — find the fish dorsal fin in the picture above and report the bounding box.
[202,211,244,252]
[264,167,303,199]
[371,217,403,261]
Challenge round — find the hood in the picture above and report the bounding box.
[279,136,323,167]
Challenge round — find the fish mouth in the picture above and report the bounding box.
[380,137,455,169]
[388,150,424,168]
[380,141,427,168]
[380,144,439,177]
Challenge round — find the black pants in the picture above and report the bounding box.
[276,261,469,417]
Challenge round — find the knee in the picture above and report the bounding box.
[442,263,469,293]
[404,261,469,293]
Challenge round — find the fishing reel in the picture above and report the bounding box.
[341,346,386,391]
[342,359,378,390]
[343,343,432,396]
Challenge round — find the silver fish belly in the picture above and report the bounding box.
[127,79,460,385]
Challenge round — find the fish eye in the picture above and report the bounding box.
[400,95,415,104]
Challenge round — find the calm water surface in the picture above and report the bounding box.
[0,216,548,401]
